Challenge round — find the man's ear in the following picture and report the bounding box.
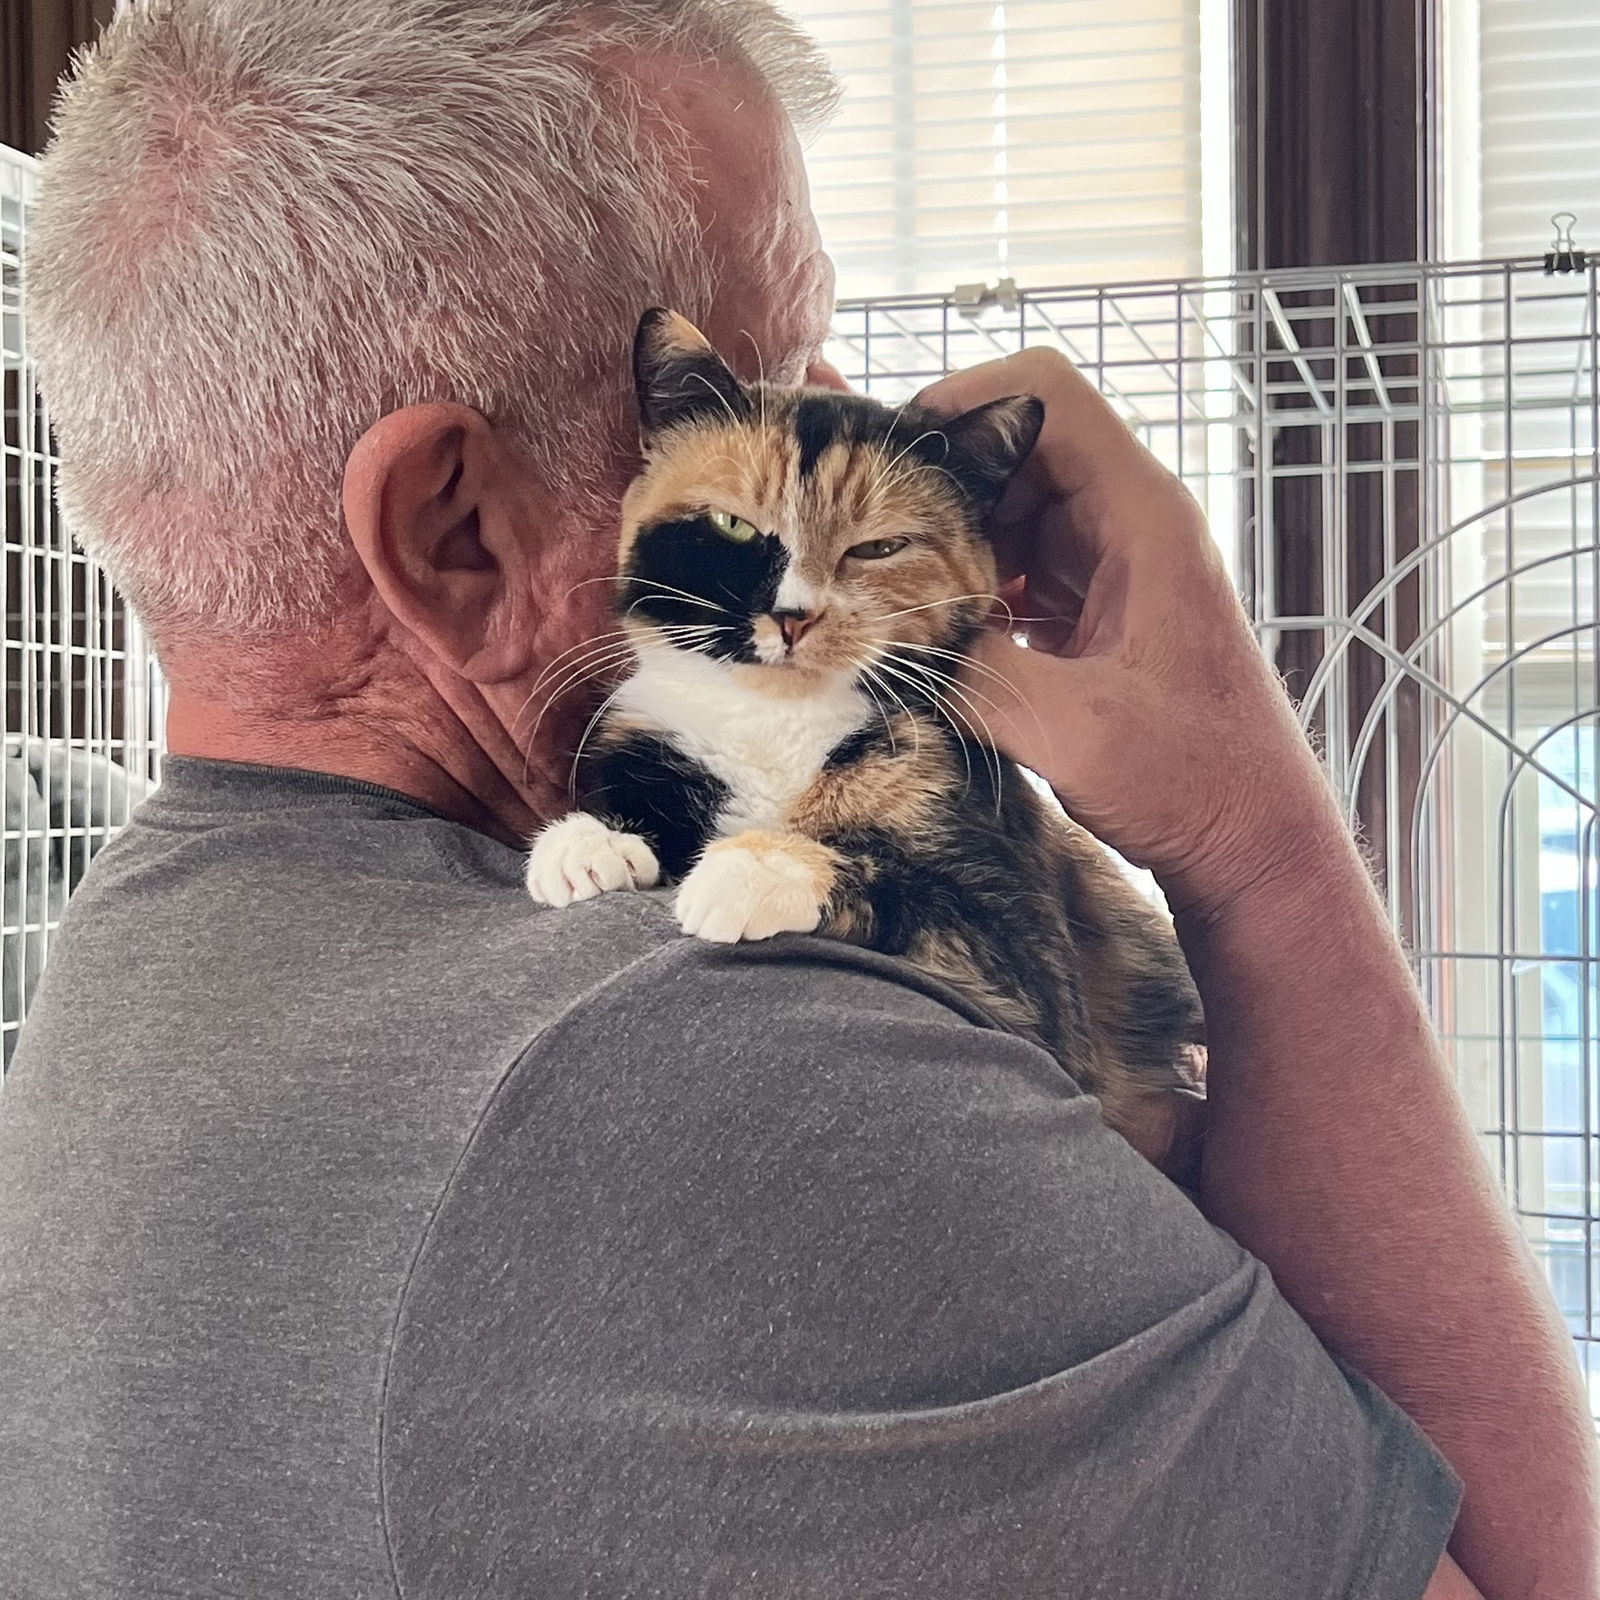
[936,394,1045,515]
[342,403,537,683]
[633,308,751,440]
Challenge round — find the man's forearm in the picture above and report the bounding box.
[1174,792,1600,1600]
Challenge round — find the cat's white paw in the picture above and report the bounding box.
[526,813,660,907]
[675,842,824,943]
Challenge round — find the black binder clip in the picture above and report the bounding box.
[1544,212,1587,275]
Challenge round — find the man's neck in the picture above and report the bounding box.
[164,680,567,848]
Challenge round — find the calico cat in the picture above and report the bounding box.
[526,308,1205,1145]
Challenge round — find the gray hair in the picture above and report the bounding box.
[26,0,837,636]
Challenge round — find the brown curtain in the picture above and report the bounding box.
[1236,0,1428,927]
[2,0,115,156]
[1239,0,1424,271]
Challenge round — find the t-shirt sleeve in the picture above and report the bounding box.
[381,931,1462,1600]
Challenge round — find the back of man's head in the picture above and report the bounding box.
[25,0,835,648]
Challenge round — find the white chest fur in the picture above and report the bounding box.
[614,649,871,836]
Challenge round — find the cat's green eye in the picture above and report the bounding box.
[707,509,759,543]
[845,536,911,561]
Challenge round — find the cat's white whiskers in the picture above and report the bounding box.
[564,681,635,802]
[872,651,1008,811]
[523,629,631,701]
[885,649,1009,738]
[894,640,1025,698]
[911,675,1007,812]
[867,428,955,505]
[654,626,732,650]
[558,634,680,799]
[520,646,644,755]
[524,633,694,790]
[692,451,751,482]
[685,372,741,427]
[524,636,640,704]
[521,602,726,736]
[876,636,1011,707]
[853,648,920,759]
[557,572,626,602]
[892,640,1056,756]
[516,648,636,747]
[854,408,932,506]
[532,616,747,792]
[529,619,730,729]
[622,583,727,616]
[872,593,1000,624]
[867,654,985,801]
[740,331,770,438]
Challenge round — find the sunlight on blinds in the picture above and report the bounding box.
[1477,0,1600,259]
[1439,0,1600,668]
[783,0,1205,298]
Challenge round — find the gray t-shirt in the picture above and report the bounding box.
[0,757,1461,1599]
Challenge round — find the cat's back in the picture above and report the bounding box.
[0,757,679,1599]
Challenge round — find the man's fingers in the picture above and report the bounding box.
[959,628,1093,782]
[917,347,1152,504]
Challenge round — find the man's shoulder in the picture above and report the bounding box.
[30,804,692,1055]
[402,923,1246,1401]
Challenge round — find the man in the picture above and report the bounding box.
[0,2,1592,1596]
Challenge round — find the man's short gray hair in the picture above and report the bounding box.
[26,0,836,636]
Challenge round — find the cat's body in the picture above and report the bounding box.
[528,310,1204,1140]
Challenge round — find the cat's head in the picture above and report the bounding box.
[615,309,1043,698]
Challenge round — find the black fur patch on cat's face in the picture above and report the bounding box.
[618,518,788,666]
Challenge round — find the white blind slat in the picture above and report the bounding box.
[784,0,1203,297]
[1452,0,1600,651]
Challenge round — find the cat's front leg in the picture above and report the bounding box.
[525,812,661,907]
[674,829,841,943]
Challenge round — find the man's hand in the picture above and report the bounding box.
[918,350,1331,919]
[922,347,1600,1600]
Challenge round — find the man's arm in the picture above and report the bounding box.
[922,350,1600,1600]
[1178,786,1596,1600]
[1430,1554,1489,1600]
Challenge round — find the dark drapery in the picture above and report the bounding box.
[1236,0,1428,923]
[1239,0,1425,270]
[1,0,114,156]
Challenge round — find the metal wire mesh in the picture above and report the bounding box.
[829,259,1600,1414]
[4,129,1597,1412]
[2,146,164,1067]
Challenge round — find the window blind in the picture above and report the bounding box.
[1458,1,1600,674]
[783,0,1205,299]
[1477,0,1600,261]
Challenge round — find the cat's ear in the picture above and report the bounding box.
[937,394,1045,514]
[633,309,751,440]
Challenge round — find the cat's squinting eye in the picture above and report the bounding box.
[706,509,759,543]
[844,537,911,561]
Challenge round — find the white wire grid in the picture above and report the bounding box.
[1,147,164,1066]
[3,130,1598,1410]
[829,257,1600,1413]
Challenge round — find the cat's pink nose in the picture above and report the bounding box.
[774,611,818,651]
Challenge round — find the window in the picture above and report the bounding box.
[1536,728,1598,1401]
[1440,0,1600,264]
[783,0,1230,299]
[1437,0,1600,1412]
